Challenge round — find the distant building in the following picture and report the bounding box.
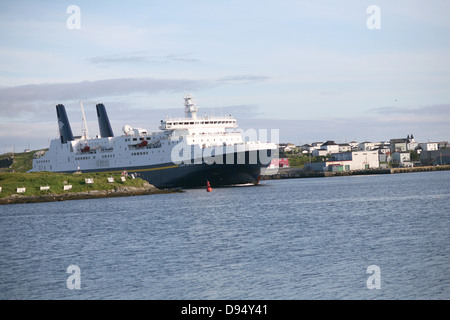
[373,145,390,155]
[320,140,339,155]
[419,142,439,151]
[308,142,323,153]
[437,141,448,149]
[269,157,290,168]
[338,143,351,153]
[358,141,376,151]
[420,149,450,165]
[348,141,359,150]
[390,138,407,153]
[393,152,410,163]
[393,152,412,167]
[304,150,379,172]
[312,149,328,157]
[284,143,297,152]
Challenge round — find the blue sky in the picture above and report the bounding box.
[1,0,449,153]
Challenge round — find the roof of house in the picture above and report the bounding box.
[321,140,337,146]
[390,138,407,143]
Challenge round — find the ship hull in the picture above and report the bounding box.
[59,149,273,188]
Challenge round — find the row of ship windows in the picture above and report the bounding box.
[125,137,154,142]
[132,150,162,156]
[35,160,50,163]
[193,138,237,141]
[167,120,235,126]
[75,149,162,160]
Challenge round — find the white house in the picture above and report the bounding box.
[308,142,323,153]
[348,141,359,150]
[320,140,340,154]
[284,143,297,152]
[338,143,351,153]
[393,152,410,163]
[312,149,328,157]
[358,141,376,151]
[305,151,379,172]
[420,142,438,151]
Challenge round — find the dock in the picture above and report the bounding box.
[261,165,450,180]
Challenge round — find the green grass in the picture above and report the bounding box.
[0,150,41,173]
[0,171,149,198]
[286,153,328,168]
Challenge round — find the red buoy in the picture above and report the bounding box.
[206,180,212,192]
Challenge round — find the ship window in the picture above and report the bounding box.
[133,138,137,141]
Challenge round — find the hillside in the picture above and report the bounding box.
[0,150,44,173]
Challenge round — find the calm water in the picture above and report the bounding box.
[0,171,449,299]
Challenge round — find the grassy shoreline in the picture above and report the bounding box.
[0,171,178,205]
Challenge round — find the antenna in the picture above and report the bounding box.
[80,101,89,140]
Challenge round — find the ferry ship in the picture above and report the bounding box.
[30,94,277,188]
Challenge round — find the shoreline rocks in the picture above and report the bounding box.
[0,183,181,205]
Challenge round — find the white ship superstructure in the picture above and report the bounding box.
[31,94,277,187]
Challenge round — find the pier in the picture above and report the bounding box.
[261,165,450,180]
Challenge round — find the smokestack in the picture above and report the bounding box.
[56,104,74,143]
[96,103,114,138]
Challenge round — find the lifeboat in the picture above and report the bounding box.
[81,146,90,153]
[137,140,148,148]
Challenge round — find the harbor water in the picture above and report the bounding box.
[0,171,449,299]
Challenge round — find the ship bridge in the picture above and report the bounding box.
[159,93,238,131]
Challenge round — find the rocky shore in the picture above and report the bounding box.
[0,183,180,205]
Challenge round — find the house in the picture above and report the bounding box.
[348,141,359,150]
[373,145,390,155]
[390,138,407,153]
[307,142,323,153]
[301,144,311,154]
[320,140,340,154]
[305,150,379,172]
[338,143,351,153]
[312,149,328,157]
[358,141,378,151]
[284,143,297,152]
[268,157,290,168]
[419,142,439,151]
[393,152,411,165]
[406,134,418,151]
